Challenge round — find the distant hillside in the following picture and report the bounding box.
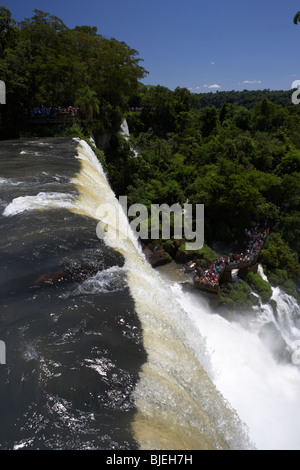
[194,89,293,109]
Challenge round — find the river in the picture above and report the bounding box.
[0,137,299,450]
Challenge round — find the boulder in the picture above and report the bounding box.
[34,266,93,287]
[146,248,172,268]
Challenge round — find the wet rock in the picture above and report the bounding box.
[146,248,172,268]
[175,249,197,264]
[33,266,94,287]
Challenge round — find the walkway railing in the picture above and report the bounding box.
[24,106,80,124]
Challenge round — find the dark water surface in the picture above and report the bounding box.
[0,138,146,449]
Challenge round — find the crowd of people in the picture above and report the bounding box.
[194,224,270,291]
[25,106,80,120]
[244,225,269,262]
[194,262,221,290]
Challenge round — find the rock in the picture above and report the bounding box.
[33,266,94,287]
[175,249,197,264]
[162,240,178,258]
[34,269,72,286]
[146,248,172,268]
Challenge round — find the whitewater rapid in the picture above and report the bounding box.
[164,273,300,451]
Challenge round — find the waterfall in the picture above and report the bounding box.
[161,265,300,450]
[120,119,130,139]
[2,136,299,450]
[120,119,139,158]
[70,139,253,450]
[254,265,300,362]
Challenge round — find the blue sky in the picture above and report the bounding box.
[3,0,300,92]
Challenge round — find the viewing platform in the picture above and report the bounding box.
[193,226,269,295]
[23,106,80,125]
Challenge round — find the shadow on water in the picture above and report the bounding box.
[0,139,147,449]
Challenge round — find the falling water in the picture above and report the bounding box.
[70,138,253,450]
[161,265,300,450]
[1,136,299,450]
[120,120,139,158]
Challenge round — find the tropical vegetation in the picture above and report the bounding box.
[0,7,147,140]
[0,7,299,310]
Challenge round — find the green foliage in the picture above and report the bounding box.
[220,281,259,312]
[266,268,300,305]
[0,9,299,297]
[122,88,300,280]
[197,244,218,264]
[280,280,300,304]
[267,268,289,286]
[194,89,293,110]
[245,272,272,304]
[75,86,100,123]
[276,149,300,175]
[0,8,147,139]
[260,233,300,279]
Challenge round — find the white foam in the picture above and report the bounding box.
[0,177,9,185]
[0,177,22,187]
[172,282,300,450]
[3,192,75,216]
[72,266,125,296]
[20,150,44,156]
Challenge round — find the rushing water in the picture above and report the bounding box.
[120,120,138,158]
[0,137,299,450]
[159,265,300,451]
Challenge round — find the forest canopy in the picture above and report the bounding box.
[0,7,148,139]
[110,83,300,285]
[0,7,299,293]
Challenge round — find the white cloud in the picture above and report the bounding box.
[240,80,262,85]
[188,84,221,92]
[211,61,215,65]
[203,84,221,89]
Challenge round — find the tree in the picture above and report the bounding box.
[75,86,100,123]
[0,6,17,58]
[276,149,300,175]
[0,9,147,138]
[260,233,300,279]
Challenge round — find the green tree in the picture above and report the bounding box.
[200,107,219,138]
[0,9,147,138]
[0,6,16,57]
[75,86,100,123]
[260,233,300,279]
[276,149,300,175]
[245,272,272,304]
